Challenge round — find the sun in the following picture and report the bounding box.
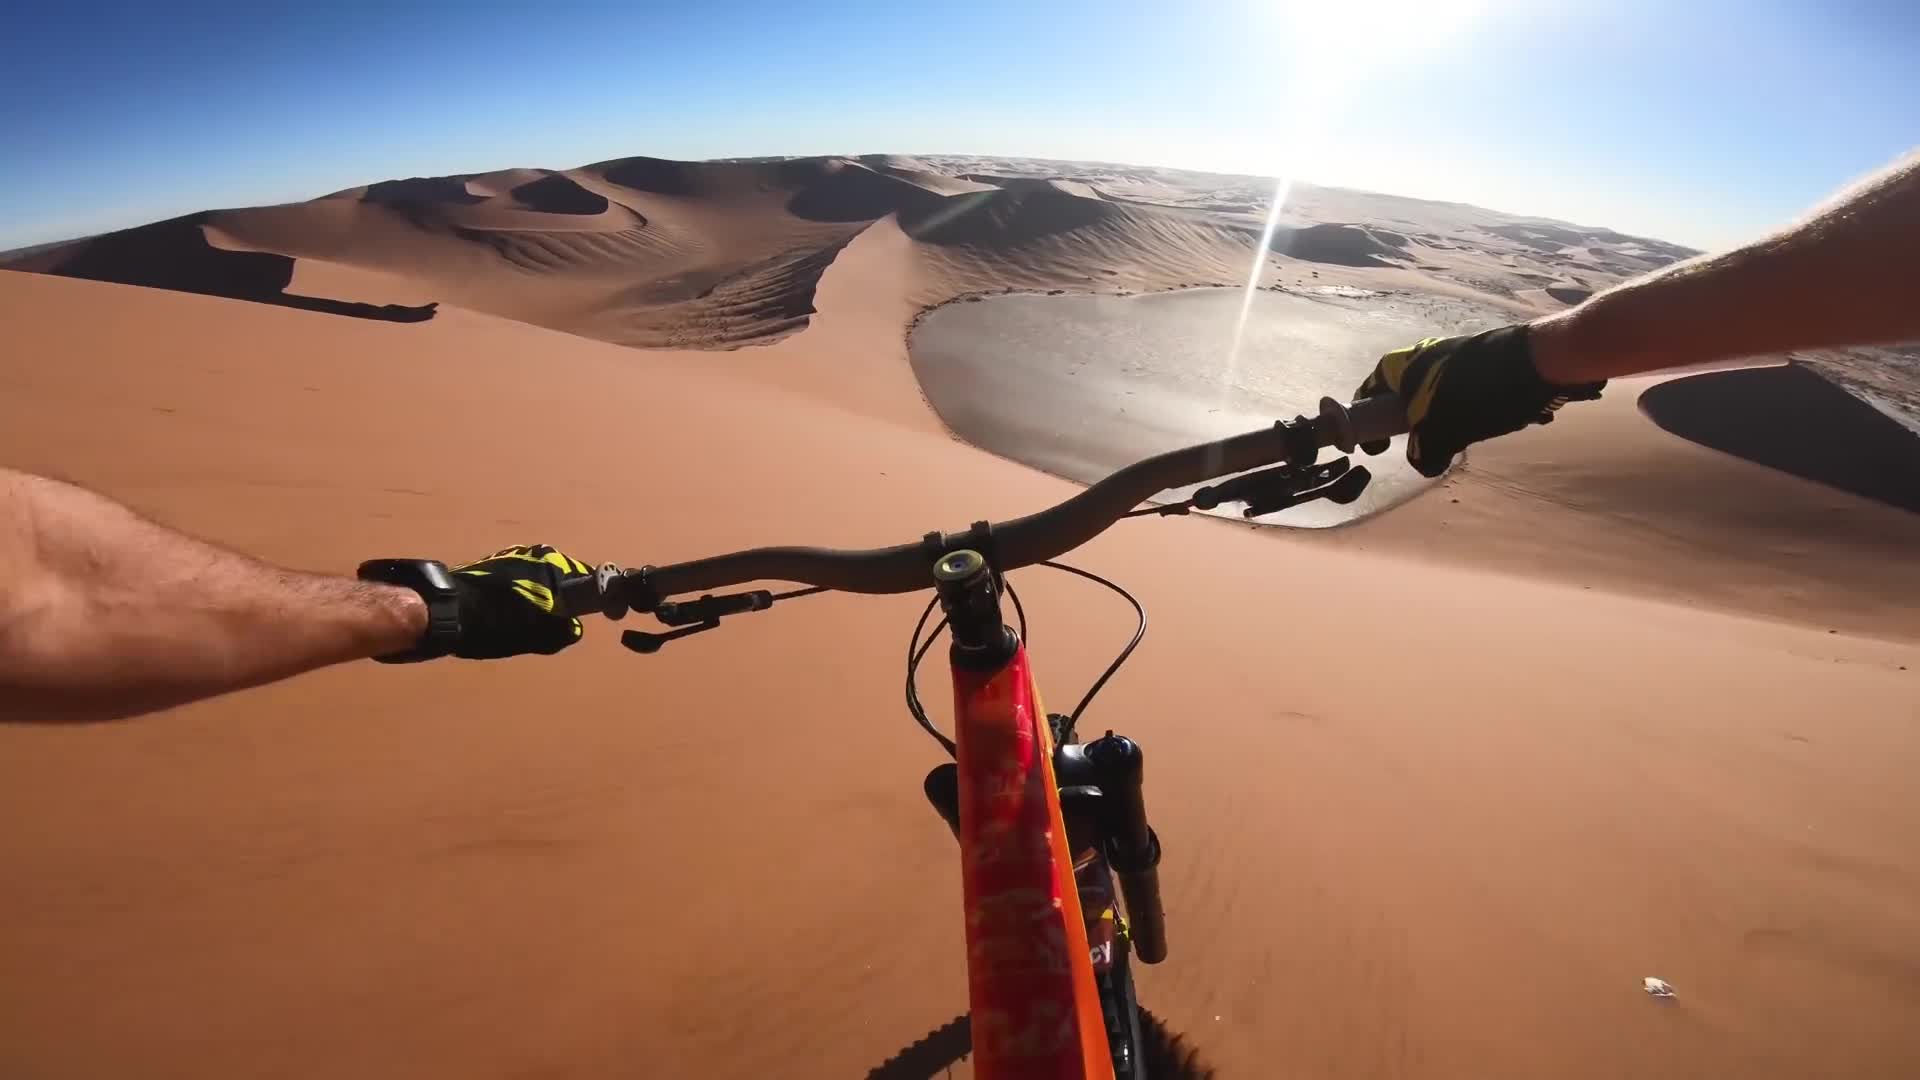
[1269,0,1489,75]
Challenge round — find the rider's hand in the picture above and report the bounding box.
[1354,325,1605,477]
[449,545,592,659]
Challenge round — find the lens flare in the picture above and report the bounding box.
[1226,174,1292,378]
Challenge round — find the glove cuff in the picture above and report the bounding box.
[1499,324,1606,404]
[357,559,463,663]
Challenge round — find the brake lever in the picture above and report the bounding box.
[1192,457,1351,512]
[1320,465,1372,505]
[613,587,786,654]
[620,623,718,654]
[1244,464,1372,517]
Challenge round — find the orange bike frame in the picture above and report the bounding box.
[952,642,1113,1079]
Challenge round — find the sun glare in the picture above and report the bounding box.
[1221,1,1490,394]
[1274,0,1488,68]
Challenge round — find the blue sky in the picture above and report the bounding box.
[3,1,1913,251]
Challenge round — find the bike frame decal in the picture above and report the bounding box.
[953,644,1112,1079]
[1074,849,1120,975]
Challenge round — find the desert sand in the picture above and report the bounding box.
[2,155,1917,1079]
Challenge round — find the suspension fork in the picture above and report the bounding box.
[1065,735,1167,965]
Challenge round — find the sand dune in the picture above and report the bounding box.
[352,175,489,206]
[1796,345,1920,431]
[11,214,438,324]
[1639,363,1920,514]
[1515,284,1596,309]
[852,155,1002,197]
[4,264,1916,1079]
[353,171,643,233]
[3,152,1917,1078]
[19,154,1708,358]
[905,181,1137,246]
[1273,222,1416,267]
[1345,366,1920,641]
[781,159,948,223]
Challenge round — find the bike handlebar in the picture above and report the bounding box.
[563,395,1407,617]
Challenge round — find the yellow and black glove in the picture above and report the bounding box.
[448,545,593,659]
[1355,325,1605,477]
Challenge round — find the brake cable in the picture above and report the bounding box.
[1040,561,1146,735]
[905,560,1144,754]
[904,595,955,756]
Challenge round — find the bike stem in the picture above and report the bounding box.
[931,549,1019,670]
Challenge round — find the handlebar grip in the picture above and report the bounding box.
[557,575,606,618]
[1329,394,1410,449]
[557,564,630,619]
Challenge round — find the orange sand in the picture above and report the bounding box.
[2,156,1916,1078]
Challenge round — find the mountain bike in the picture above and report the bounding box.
[560,395,1406,1079]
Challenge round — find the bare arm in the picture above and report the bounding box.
[0,468,426,723]
[1531,149,1920,383]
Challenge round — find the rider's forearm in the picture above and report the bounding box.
[1531,149,1920,383]
[0,469,425,723]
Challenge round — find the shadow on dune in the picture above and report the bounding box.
[1639,364,1920,514]
[597,155,700,195]
[510,173,609,215]
[784,162,945,223]
[41,215,438,324]
[1272,223,1410,267]
[361,175,486,207]
[900,181,1119,248]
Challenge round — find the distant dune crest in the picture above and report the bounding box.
[8,153,1702,350]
